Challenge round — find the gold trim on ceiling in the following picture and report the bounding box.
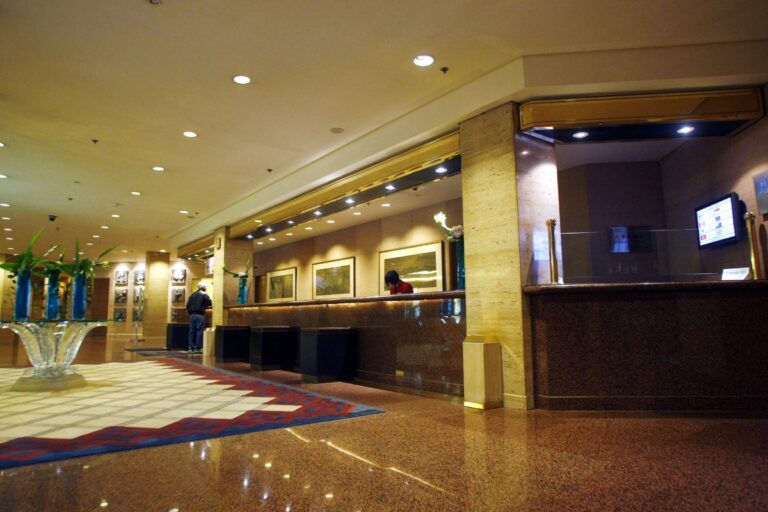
[519,88,764,130]
[229,132,460,239]
[177,236,215,259]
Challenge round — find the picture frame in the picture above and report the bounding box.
[312,257,355,299]
[379,241,444,295]
[133,270,145,286]
[172,287,186,304]
[132,307,143,322]
[266,267,297,303]
[171,267,186,285]
[114,270,129,287]
[114,288,128,304]
[113,308,126,322]
[754,170,768,215]
[133,287,144,304]
[171,309,179,322]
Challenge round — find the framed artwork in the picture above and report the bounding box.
[171,309,179,322]
[114,288,128,304]
[312,257,355,299]
[266,267,297,303]
[754,170,768,215]
[132,307,143,322]
[133,287,144,303]
[205,256,214,276]
[113,308,126,322]
[134,270,145,286]
[172,287,186,304]
[379,241,444,295]
[171,267,186,285]
[114,270,129,287]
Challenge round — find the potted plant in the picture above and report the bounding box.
[60,241,116,320]
[0,229,57,321]
[223,255,252,305]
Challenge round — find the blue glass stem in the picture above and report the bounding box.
[46,270,61,320]
[72,273,88,321]
[14,270,32,321]
[456,237,465,290]
[237,276,248,305]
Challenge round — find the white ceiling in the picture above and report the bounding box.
[1,0,767,261]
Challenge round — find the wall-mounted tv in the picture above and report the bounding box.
[695,192,742,249]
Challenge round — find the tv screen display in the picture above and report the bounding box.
[695,193,741,248]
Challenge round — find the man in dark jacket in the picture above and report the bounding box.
[186,283,212,353]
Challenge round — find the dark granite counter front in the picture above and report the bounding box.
[524,280,768,411]
[227,292,465,396]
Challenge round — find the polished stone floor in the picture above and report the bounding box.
[1,332,767,511]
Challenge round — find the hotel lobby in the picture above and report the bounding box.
[2,1,768,511]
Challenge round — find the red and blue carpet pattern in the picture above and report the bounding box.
[0,358,382,469]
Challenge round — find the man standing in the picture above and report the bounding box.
[186,283,212,353]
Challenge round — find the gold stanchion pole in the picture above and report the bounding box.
[546,218,559,284]
[744,212,763,280]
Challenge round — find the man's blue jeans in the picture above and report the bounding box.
[188,314,205,351]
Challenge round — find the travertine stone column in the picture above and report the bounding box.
[0,253,12,320]
[142,251,170,341]
[460,102,532,409]
[211,227,252,327]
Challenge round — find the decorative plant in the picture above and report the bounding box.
[223,255,252,304]
[60,241,117,285]
[0,229,55,278]
[433,211,464,239]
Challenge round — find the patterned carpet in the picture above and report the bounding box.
[0,358,382,469]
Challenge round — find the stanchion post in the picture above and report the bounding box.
[546,218,559,284]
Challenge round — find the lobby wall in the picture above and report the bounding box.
[251,198,462,300]
[661,102,768,278]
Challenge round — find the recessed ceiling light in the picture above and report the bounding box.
[7,247,13,250]
[286,232,293,236]
[314,210,322,216]
[79,251,85,255]
[326,220,335,224]
[183,131,198,138]
[131,191,141,196]
[254,219,262,223]
[382,203,391,207]
[572,131,589,139]
[353,212,362,216]
[265,227,273,233]
[385,184,396,191]
[0,174,7,179]
[520,150,530,156]
[5,237,13,241]
[534,126,554,131]
[152,166,165,172]
[287,220,295,225]
[179,210,189,214]
[0,142,4,147]
[1,217,9,220]
[159,249,167,253]
[246,234,253,239]
[111,214,120,218]
[0,203,11,207]
[677,126,695,135]
[257,241,264,245]
[100,225,109,229]
[435,166,447,174]
[86,242,93,246]
[413,54,434,67]
[92,235,100,238]
[233,75,252,85]
[305,227,313,231]
[345,198,355,204]
[268,237,276,241]
[3,228,10,232]
[121,249,128,253]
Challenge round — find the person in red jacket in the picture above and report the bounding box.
[385,270,414,295]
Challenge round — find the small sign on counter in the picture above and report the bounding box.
[721,267,750,280]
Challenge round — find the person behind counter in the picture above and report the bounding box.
[186,283,212,353]
[384,270,414,295]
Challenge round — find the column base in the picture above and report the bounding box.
[463,336,503,410]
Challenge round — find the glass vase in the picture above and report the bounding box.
[72,273,87,321]
[456,237,465,290]
[14,270,32,321]
[46,270,61,320]
[237,276,248,305]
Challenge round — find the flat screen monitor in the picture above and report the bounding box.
[695,192,742,248]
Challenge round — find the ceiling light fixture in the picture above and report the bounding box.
[5,237,13,241]
[86,242,94,246]
[179,210,189,214]
[92,235,100,238]
[159,249,166,253]
[7,247,13,251]
[0,203,10,208]
[265,227,273,233]
[3,228,10,231]
[385,184,396,191]
[111,214,121,218]
[100,225,109,229]
[0,174,7,179]
[413,54,435,67]
[382,203,391,207]
[572,131,589,139]
[131,191,141,196]
[286,232,293,236]
[246,234,253,239]
[345,198,355,204]
[0,142,5,147]
[353,212,362,216]
[1,217,9,220]
[435,166,447,174]
[233,75,252,85]
[326,220,335,224]
[183,131,198,138]
[305,227,313,231]
[256,241,264,245]
[152,166,165,172]
[677,126,695,135]
[287,220,295,225]
[521,150,530,156]
[268,237,276,241]
[314,210,322,216]
[254,219,262,223]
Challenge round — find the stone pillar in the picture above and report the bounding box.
[142,251,170,341]
[460,102,532,410]
[0,253,12,320]
[211,227,252,327]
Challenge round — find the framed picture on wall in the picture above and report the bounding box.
[115,270,129,286]
[171,267,186,285]
[114,288,128,304]
[312,257,355,299]
[133,287,144,303]
[134,270,145,286]
[172,287,186,304]
[171,309,179,322]
[132,307,143,322]
[379,241,444,295]
[113,308,126,322]
[266,267,297,303]
[754,170,768,215]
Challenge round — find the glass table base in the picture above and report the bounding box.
[11,371,87,392]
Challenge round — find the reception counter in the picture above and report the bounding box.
[524,281,768,411]
[226,291,465,396]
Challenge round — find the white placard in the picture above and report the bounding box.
[721,267,750,280]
